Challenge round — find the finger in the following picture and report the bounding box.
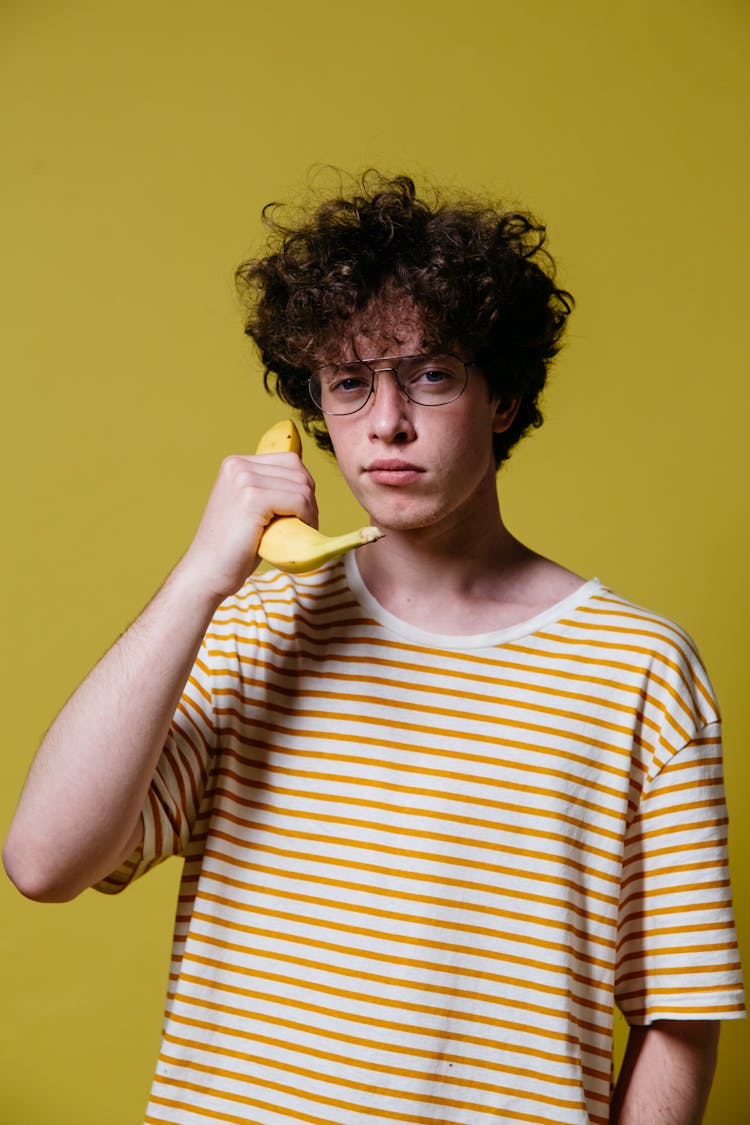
[259,481,318,530]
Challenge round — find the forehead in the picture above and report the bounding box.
[321,295,431,363]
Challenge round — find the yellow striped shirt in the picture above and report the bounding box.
[99,558,745,1125]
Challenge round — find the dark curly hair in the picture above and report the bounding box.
[235,170,573,467]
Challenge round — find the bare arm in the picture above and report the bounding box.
[611,1020,720,1125]
[3,450,317,902]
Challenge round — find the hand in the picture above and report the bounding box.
[3,448,319,902]
[177,450,319,599]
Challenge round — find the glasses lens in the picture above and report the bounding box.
[398,355,468,406]
[310,363,373,415]
[309,354,470,415]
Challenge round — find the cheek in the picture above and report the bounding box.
[326,427,361,487]
[326,424,347,463]
[448,448,496,501]
[444,419,497,475]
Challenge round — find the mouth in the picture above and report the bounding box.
[364,460,425,485]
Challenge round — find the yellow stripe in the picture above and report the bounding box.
[160,1030,594,1110]
[221,752,626,835]
[243,652,659,730]
[172,981,598,1066]
[198,868,617,956]
[626,806,727,841]
[209,822,620,908]
[616,959,742,984]
[205,777,623,869]
[210,810,620,886]
[186,907,614,1014]
[570,604,713,710]
[215,696,636,780]
[150,1070,566,1125]
[202,841,616,930]
[203,627,667,711]
[530,631,709,732]
[207,792,623,884]
[187,882,616,972]
[165,994,600,1080]
[212,686,635,790]
[172,966,608,1061]
[213,668,655,746]
[214,767,626,855]
[181,895,610,997]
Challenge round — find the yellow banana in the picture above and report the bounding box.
[255,418,303,457]
[255,419,382,573]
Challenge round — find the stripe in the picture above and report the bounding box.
[100,566,743,1125]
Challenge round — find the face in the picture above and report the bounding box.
[322,312,518,537]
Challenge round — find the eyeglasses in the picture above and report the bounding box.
[308,353,476,416]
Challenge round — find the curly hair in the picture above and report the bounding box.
[235,170,573,467]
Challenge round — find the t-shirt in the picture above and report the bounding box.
[98,556,746,1125]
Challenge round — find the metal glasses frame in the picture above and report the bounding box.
[308,353,477,416]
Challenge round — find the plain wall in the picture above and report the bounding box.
[1,2,747,1121]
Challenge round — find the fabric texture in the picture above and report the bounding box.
[98,557,745,1125]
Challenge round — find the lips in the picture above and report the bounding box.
[366,459,423,472]
[364,460,425,485]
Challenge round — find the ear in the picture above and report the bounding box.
[492,398,521,435]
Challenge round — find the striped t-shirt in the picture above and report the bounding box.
[99,556,745,1125]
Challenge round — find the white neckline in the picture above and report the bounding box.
[344,552,602,650]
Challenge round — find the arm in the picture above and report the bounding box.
[3,449,317,902]
[610,1019,720,1125]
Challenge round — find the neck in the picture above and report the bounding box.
[351,485,587,635]
[353,497,542,632]
[360,508,521,586]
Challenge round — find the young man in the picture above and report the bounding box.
[5,173,745,1124]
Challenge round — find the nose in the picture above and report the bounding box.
[367,368,416,443]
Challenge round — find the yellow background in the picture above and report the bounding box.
[1,2,748,1121]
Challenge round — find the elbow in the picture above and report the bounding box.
[2,835,82,903]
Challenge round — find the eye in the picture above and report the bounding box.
[419,367,452,384]
[328,373,370,396]
[407,361,462,392]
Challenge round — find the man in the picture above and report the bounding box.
[4,172,745,1124]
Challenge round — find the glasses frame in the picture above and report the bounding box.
[308,352,477,416]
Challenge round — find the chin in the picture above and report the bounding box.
[367,501,449,534]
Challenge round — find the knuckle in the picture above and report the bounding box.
[300,481,315,505]
[221,456,259,492]
[220,454,243,477]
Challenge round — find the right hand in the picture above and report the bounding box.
[176,450,319,600]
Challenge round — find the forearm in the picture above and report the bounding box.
[3,561,223,901]
[3,447,318,903]
[611,1020,720,1125]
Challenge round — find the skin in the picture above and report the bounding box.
[610,1020,720,1124]
[3,308,721,1123]
[3,449,318,899]
[325,318,585,634]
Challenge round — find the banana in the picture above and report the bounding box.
[258,516,383,574]
[255,419,382,573]
[255,418,303,457]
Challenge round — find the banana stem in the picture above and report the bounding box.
[325,527,383,552]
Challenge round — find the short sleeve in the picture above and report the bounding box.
[95,641,216,894]
[615,722,745,1023]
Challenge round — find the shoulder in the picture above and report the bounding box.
[577,586,700,654]
[209,559,360,637]
[571,585,719,729]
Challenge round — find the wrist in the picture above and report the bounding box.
[164,553,238,618]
